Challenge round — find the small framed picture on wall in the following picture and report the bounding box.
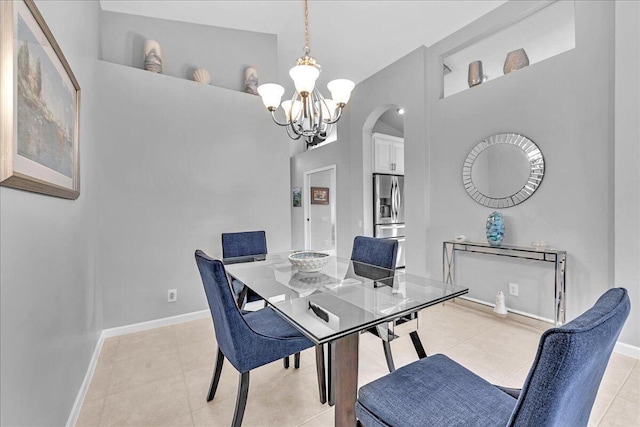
[311,187,329,205]
[292,187,301,207]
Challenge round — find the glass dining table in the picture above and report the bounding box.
[224,252,468,427]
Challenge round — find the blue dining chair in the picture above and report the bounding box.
[195,250,326,427]
[221,230,302,370]
[350,236,426,373]
[355,287,631,427]
[222,231,267,305]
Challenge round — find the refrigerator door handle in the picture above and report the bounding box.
[390,176,396,223]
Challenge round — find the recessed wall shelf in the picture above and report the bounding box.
[442,0,576,98]
[442,240,567,326]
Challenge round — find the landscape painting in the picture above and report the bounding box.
[17,12,75,178]
[0,0,80,199]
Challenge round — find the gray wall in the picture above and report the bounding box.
[96,62,291,328]
[425,1,615,321]
[614,1,640,347]
[291,0,640,344]
[100,11,277,92]
[0,1,101,425]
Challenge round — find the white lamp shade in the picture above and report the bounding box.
[327,79,355,105]
[281,100,302,122]
[317,98,337,121]
[257,83,285,109]
[289,65,320,95]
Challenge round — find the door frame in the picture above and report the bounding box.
[303,164,337,254]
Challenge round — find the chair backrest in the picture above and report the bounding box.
[509,288,630,427]
[194,249,257,371]
[350,236,398,270]
[222,231,267,259]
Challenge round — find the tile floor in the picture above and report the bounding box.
[77,301,640,426]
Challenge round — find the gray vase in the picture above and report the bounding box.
[468,61,483,87]
[503,48,529,74]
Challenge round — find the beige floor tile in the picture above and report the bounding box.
[100,374,190,427]
[498,360,533,389]
[76,398,105,427]
[98,337,120,368]
[297,407,334,426]
[154,412,194,427]
[84,363,115,402]
[108,347,183,394]
[598,392,640,426]
[192,366,328,427]
[178,338,218,373]
[116,326,177,362]
[588,354,639,425]
[174,317,214,347]
[81,302,639,427]
[444,340,528,382]
[465,321,542,362]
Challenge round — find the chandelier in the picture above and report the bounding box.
[257,0,354,147]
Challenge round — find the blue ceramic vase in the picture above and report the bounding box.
[486,211,505,247]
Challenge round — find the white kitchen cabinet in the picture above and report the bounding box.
[373,133,404,175]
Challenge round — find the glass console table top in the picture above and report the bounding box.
[225,253,468,344]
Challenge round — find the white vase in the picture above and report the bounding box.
[143,40,162,73]
[244,66,259,95]
[494,290,508,316]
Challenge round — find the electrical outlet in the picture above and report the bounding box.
[509,283,519,297]
[168,289,177,303]
[324,239,329,246]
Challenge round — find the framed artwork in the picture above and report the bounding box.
[311,187,329,205]
[0,0,81,199]
[292,187,301,207]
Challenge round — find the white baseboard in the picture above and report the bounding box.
[66,332,105,427]
[614,341,640,359]
[66,309,210,426]
[101,309,210,338]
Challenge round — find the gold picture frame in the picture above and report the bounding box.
[1,0,81,199]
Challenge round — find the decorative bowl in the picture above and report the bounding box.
[288,251,331,272]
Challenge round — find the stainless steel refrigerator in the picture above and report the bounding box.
[373,174,405,268]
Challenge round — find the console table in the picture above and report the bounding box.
[443,240,567,325]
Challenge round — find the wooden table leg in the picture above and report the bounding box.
[332,333,359,427]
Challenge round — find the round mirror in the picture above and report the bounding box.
[462,133,544,208]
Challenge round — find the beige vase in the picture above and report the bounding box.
[503,48,530,74]
[468,60,483,87]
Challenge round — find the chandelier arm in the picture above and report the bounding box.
[269,110,291,127]
[323,106,344,125]
[286,125,303,140]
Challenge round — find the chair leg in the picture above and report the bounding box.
[283,356,290,369]
[328,341,335,406]
[294,352,301,369]
[207,348,225,402]
[231,372,250,427]
[410,331,427,359]
[315,345,327,404]
[382,340,396,372]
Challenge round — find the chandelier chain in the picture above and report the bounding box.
[304,0,310,55]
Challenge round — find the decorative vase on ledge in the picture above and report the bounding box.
[143,40,162,73]
[486,211,505,247]
[468,60,483,87]
[503,48,529,74]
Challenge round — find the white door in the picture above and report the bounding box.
[304,165,337,254]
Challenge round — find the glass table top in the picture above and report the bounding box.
[225,253,468,344]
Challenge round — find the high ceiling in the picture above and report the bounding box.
[100,0,507,88]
